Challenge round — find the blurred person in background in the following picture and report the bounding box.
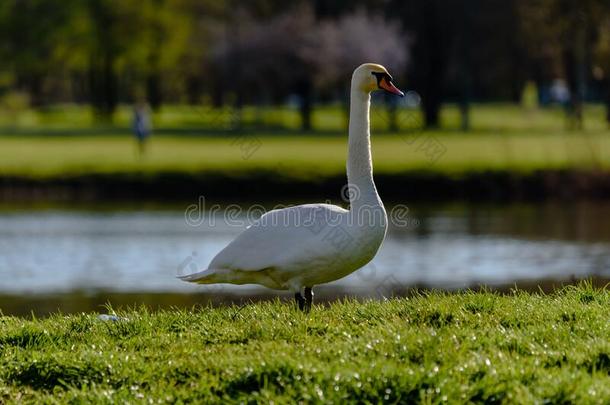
[133,101,152,157]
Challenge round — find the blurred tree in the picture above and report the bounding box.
[312,0,388,19]
[556,0,602,130]
[209,4,318,130]
[315,9,409,129]
[393,0,527,130]
[392,0,452,128]
[83,0,191,117]
[84,0,138,119]
[518,0,608,129]
[175,0,226,105]
[140,0,189,110]
[0,0,78,105]
[133,0,190,110]
[1,0,608,131]
[593,14,610,126]
[452,1,527,130]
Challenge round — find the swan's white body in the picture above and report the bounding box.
[179,63,398,296]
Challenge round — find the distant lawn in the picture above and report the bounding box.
[0,284,608,403]
[1,102,608,133]
[0,131,608,179]
[0,103,608,180]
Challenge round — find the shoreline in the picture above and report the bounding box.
[2,276,607,317]
[2,169,610,203]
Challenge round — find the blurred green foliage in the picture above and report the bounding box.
[0,0,609,130]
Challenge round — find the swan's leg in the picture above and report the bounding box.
[304,286,314,312]
[294,292,306,311]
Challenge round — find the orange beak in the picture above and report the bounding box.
[379,77,405,97]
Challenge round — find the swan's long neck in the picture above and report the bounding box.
[347,85,383,212]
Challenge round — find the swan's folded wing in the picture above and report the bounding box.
[208,204,349,271]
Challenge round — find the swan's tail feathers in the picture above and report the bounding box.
[177,268,220,284]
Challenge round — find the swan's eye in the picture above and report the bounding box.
[371,72,384,85]
[371,72,393,88]
[374,72,404,97]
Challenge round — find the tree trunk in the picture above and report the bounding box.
[387,95,398,132]
[187,76,203,105]
[233,90,243,131]
[297,79,313,132]
[101,52,118,120]
[419,1,445,129]
[88,53,117,122]
[562,9,588,131]
[146,73,162,111]
[26,74,44,107]
[87,0,117,121]
[422,94,441,128]
[459,102,470,132]
[458,3,471,131]
[563,48,584,130]
[606,93,610,128]
[605,80,610,128]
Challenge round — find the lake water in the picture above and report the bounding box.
[1,202,609,315]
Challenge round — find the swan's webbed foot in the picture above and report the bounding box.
[304,287,314,313]
[295,292,306,311]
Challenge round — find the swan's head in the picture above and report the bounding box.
[352,63,404,97]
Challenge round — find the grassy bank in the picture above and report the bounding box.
[1,103,609,179]
[0,132,609,179]
[1,103,609,133]
[1,104,609,201]
[1,284,608,403]
[2,132,610,202]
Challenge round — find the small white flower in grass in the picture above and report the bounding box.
[314,385,324,399]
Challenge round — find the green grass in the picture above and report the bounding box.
[1,284,608,403]
[1,103,609,133]
[0,103,608,180]
[0,131,608,179]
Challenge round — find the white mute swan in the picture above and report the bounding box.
[179,63,404,311]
